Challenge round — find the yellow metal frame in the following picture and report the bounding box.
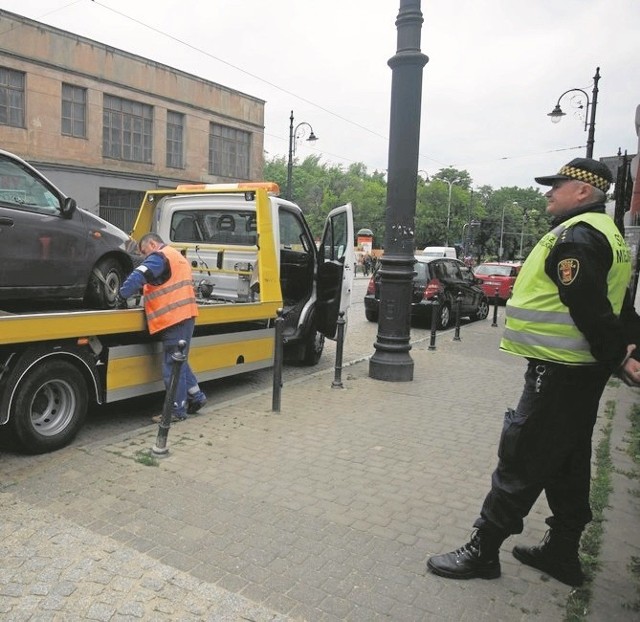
[105,328,275,402]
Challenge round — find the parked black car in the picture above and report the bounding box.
[364,256,489,329]
[0,149,141,309]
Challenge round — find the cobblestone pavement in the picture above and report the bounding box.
[1,317,638,621]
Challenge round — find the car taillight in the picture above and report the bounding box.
[366,276,376,295]
[423,278,443,300]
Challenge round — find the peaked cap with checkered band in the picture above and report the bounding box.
[535,157,613,193]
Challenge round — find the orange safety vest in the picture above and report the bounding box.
[142,246,198,334]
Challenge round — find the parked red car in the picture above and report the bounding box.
[473,262,522,302]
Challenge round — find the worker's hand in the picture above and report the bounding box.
[115,296,129,310]
[617,344,640,387]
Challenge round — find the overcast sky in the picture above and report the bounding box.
[1,0,638,190]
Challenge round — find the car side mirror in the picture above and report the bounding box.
[60,196,77,219]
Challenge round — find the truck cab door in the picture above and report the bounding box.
[316,203,355,340]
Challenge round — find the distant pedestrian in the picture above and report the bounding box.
[427,158,640,587]
[363,253,372,276]
[119,233,207,422]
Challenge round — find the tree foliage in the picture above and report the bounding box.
[263,156,552,261]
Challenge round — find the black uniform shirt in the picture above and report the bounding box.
[543,202,640,370]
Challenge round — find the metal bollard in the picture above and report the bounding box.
[453,291,462,341]
[491,286,499,327]
[152,340,187,456]
[272,308,284,412]
[332,311,346,389]
[428,294,439,351]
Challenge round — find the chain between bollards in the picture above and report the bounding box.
[453,291,462,341]
[491,286,499,327]
[332,311,346,388]
[272,308,284,412]
[152,339,187,457]
[428,294,439,351]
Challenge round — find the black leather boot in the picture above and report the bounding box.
[512,530,584,587]
[427,529,504,580]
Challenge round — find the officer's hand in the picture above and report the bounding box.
[115,296,129,310]
[618,345,640,386]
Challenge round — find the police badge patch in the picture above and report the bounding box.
[558,258,579,285]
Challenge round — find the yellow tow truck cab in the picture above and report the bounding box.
[0,179,354,454]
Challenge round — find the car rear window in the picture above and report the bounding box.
[475,264,514,277]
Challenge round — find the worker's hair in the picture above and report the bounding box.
[139,232,164,247]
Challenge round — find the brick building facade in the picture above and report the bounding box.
[0,9,265,232]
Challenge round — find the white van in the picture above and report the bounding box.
[422,246,457,259]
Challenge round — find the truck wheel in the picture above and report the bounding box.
[365,308,378,322]
[86,257,126,309]
[301,330,325,366]
[11,359,88,454]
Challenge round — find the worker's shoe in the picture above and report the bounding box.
[426,529,504,580]
[187,391,207,414]
[512,530,584,587]
[151,413,187,424]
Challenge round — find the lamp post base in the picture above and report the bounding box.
[369,348,414,382]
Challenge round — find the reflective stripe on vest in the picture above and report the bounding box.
[143,246,198,334]
[500,211,631,364]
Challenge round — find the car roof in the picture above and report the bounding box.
[415,255,463,264]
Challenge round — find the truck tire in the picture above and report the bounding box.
[11,359,88,454]
[86,256,126,309]
[301,330,325,366]
[365,307,378,322]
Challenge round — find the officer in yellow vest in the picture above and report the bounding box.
[427,158,640,587]
[119,232,206,422]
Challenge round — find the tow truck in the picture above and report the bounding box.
[0,180,354,454]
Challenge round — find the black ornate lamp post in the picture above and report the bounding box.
[286,111,318,200]
[547,67,600,158]
[369,0,428,382]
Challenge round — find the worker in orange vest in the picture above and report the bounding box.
[119,232,206,421]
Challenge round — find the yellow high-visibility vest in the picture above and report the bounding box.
[500,211,631,364]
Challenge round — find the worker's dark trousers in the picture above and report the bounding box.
[475,359,611,536]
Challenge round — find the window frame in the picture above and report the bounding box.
[208,122,251,179]
[166,110,184,169]
[0,67,25,128]
[61,83,87,138]
[102,94,153,163]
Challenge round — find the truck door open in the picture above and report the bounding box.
[316,203,355,340]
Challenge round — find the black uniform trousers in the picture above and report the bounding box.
[475,358,611,536]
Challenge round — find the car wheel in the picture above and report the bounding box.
[365,307,378,322]
[472,298,490,321]
[436,302,451,330]
[86,257,126,309]
[10,359,88,454]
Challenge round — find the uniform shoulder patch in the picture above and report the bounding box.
[557,258,580,285]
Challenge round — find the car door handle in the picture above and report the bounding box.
[0,216,14,226]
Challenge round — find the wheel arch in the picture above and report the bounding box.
[1,347,101,426]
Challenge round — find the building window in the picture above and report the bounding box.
[0,67,25,128]
[99,188,145,233]
[103,94,153,163]
[61,83,87,138]
[209,123,250,179]
[166,110,184,168]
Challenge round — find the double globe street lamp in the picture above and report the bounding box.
[286,110,318,200]
[547,67,600,158]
